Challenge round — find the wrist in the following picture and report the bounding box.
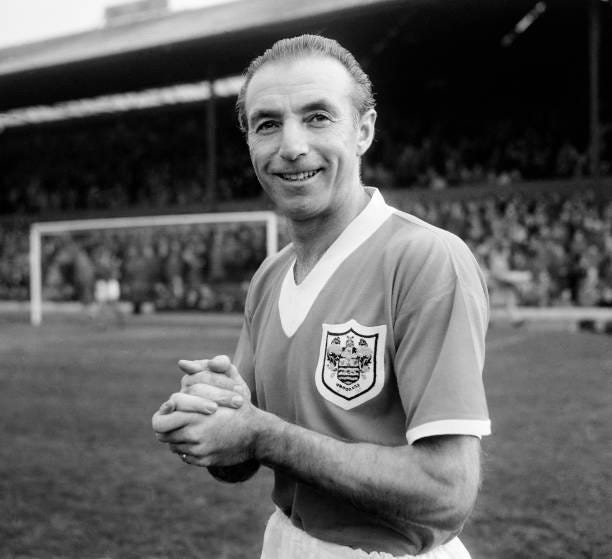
[251,407,287,465]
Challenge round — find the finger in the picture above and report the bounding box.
[181,371,242,392]
[157,429,188,444]
[169,443,193,456]
[179,454,198,466]
[170,445,212,467]
[169,392,219,414]
[179,357,249,395]
[178,355,232,375]
[182,384,244,408]
[207,355,232,373]
[152,410,193,434]
[210,363,250,397]
[157,400,176,415]
[178,359,209,375]
[225,363,248,388]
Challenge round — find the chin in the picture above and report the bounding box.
[279,199,323,222]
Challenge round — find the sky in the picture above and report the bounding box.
[0,0,235,48]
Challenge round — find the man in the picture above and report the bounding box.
[153,35,491,559]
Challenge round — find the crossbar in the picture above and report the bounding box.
[30,211,278,325]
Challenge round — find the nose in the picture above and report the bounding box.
[278,120,308,161]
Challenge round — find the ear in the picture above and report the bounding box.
[356,109,377,157]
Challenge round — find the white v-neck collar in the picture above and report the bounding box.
[278,188,393,337]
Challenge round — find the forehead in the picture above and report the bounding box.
[245,56,355,118]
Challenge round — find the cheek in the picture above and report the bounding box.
[248,140,273,169]
[323,128,359,161]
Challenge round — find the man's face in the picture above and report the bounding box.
[244,55,375,222]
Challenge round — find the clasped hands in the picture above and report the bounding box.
[152,355,260,468]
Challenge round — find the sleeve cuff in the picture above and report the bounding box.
[406,419,491,445]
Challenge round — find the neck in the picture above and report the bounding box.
[289,187,370,283]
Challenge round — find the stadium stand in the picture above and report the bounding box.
[2,181,611,314]
[2,109,607,215]
[0,0,610,321]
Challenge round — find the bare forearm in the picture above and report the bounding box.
[253,410,480,549]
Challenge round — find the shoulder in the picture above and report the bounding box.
[380,208,488,303]
[385,208,469,255]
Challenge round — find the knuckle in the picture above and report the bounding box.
[200,385,218,399]
[182,427,199,444]
[218,376,235,390]
[221,393,238,406]
[200,400,217,413]
[199,372,215,386]
[208,373,224,387]
[187,384,203,398]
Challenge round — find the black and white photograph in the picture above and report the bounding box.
[0,1,610,558]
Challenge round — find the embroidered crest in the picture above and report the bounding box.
[315,319,386,410]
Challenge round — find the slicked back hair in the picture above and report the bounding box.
[236,34,375,133]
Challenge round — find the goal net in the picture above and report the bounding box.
[29,211,279,325]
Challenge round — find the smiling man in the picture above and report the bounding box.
[153,35,491,559]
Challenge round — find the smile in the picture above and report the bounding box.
[276,169,321,182]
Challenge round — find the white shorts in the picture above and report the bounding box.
[260,508,471,559]
[95,279,120,303]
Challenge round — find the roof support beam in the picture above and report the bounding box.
[206,66,217,204]
[588,0,601,178]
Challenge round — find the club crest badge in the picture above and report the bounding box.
[315,319,386,410]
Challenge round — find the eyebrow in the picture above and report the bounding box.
[248,109,281,129]
[248,99,340,128]
[300,99,339,115]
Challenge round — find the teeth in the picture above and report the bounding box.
[279,170,318,181]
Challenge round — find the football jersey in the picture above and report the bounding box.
[233,188,491,555]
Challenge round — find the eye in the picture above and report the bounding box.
[307,112,332,126]
[255,120,278,133]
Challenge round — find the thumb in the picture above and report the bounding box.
[208,356,247,390]
[226,364,248,391]
[207,355,232,374]
[178,359,208,375]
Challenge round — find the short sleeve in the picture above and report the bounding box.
[394,279,491,444]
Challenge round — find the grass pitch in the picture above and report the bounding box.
[0,312,609,559]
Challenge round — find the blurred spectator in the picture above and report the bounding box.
[2,108,609,216]
[92,244,124,324]
[396,188,612,309]
[1,100,611,312]
[123,241,155,314]
[2,186,610,312]
[72,242,96,308]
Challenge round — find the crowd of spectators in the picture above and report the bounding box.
[0,222,29,302]
[398,189,612,309]
[0,103,257,215]
[37,223,268,312]
[364,116,609,191]
[2,108,610,215]
[1,104,611,312]
[1,187,611,312]
[0,221,271,312]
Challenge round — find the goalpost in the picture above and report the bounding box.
[29,211,278,325]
